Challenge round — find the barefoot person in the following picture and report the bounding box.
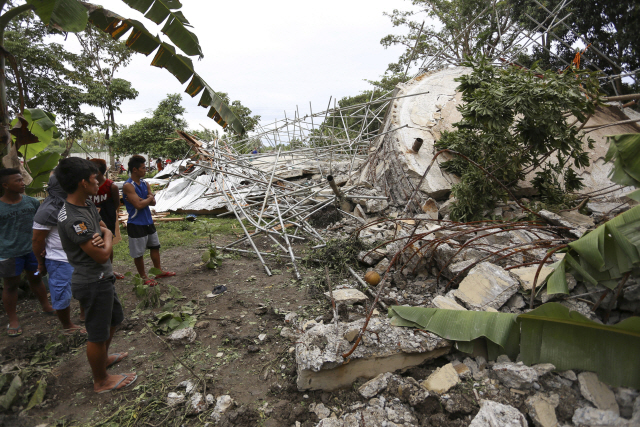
[89,159,124,280]
[122,155,175,286]
[55,158,136,393]
[0,168,55,337]
[33,174,87,333]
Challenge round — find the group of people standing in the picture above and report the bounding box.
[0,154,176,392]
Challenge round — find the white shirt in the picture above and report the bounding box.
[33,222,68,262]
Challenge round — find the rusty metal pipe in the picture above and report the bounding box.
[412,138,424,153]
[327,175,342,198]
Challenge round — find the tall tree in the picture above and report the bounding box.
[74,24,138,165]
[109,93,189,159]
[381,0,521,74]
[0,0,245,166]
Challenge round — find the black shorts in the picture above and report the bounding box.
[71,276,124,342]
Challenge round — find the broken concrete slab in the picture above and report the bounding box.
[578,372,620,415]
[469,399,528,427]
[168,327,197,344]
[572,407,627,427]
[511,266,555,292]
[357,249,386,266]
[296,317,450,391]
[324,289,367,305]
[453,262,519,310]
[539,210,590,238]
[493,362,539,389]
[526,394,559,427]
[432,295,467,311]
[358,372,393,399]
[421,363,460,394]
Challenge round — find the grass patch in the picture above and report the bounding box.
[112,214,240,264]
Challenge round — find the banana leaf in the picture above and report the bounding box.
[388,303,640,388]
[26,151,61,194]
[122,0,203,57]
[519,303,640,388]
[605,134,640,186]
[388,306,520,360]
[26,0,88,32]
[11,109,60,158]
[545,205,640,295]
[85,5,245,135]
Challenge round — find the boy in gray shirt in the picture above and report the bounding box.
[56,158,137,393]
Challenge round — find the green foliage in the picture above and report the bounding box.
[308,237,367,275]
[435,57,601,221]
[201,247,223,270]
[381,0,521,74]
[109,93,188,158]
[152,301,198,334]
[389,303,640,389]
[25,151,60,194]
[128,272,161,308]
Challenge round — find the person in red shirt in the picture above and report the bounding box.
[89,159,124,279]
[155,158,163,172]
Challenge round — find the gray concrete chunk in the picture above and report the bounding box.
[454,262,519,310]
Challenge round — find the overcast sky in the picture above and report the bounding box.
[72,0,421,133]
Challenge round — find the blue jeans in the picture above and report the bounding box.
[45,259,74,310]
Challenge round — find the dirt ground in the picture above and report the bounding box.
[1,222,362,427]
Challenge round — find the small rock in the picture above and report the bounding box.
[507,294,526,309]
[179,380,196,394]
[572,407,626,426]
[210,395,234,421]
[189,393,207,414]
[254,306,268,315]
[358,249,386,266]
[578,372,619,415]
[309,402,332,419]
[168,327,197,344]
[496,355,512,363]
[359,372,393,399]
[343,328,360,342]
[247,345,260,353]
[526,394,558,427]
[166,392,185,407]
[195,320,210,329]
[469,399,529,427]
[206,394,214,405]
[615,387,639,418]
[285,312,298,324]
[560,370,577,381]
[511,266,555,292]
[353,204,367,220]
[453,362,471,379]
[421,363,460,394]
[373,258,390,275]
[258,333,267,341]
[493,362,539,389]
[324,289,367,305]
[532,363,556,377]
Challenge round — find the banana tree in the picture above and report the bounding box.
[0,0,245,161]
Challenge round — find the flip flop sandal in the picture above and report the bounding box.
[107,353,128,369]
[155,271,176,279]
[114,272,125,280]
[144,279,158,287]
[62,327,87,336]
[7,324,22,337]
[97,373,138,394]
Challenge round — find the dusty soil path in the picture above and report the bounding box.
[0,228,348,426]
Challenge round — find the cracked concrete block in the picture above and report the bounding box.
[296,317,450,391]
[493,362,539,389]
[324,289,367,305]
[421,363,460,394]
[469,399,528,427]
[432,295,467,311]
[578,372,619,415]
[572,407,626,426]
[510,266,555,292]
[358,372,393,399]
[539,210,591,239]
[526,394,559,427]
[454,262,519,310]
[358,249,386,266]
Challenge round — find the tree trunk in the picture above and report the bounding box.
[0,31,10,158]
[108,104,115,169]
[60,139,74,159]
